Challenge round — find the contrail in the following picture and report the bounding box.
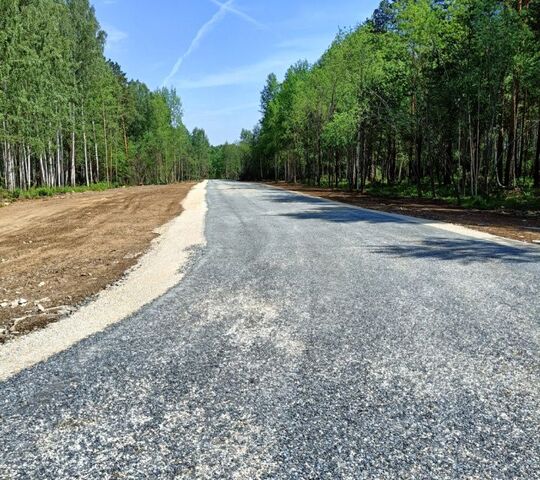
[209,0,267,30]
[161,0,233,87]
[162,0,266,87]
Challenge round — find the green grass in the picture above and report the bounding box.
[0,182,115,204]
[458,190,540,211]
[313,177,540,212]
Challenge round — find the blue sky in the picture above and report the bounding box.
[94,0,380,145]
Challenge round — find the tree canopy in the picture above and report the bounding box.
[0,0,213,191]
[243,0,540,201]
[3,0,540,201]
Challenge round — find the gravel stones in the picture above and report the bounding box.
[0,181,538,478]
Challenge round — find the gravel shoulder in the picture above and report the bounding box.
[0,181,207,380]
[0,183,195,342]
[267,182,540,244]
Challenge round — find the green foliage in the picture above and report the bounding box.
[242,0,540,202]
[0,182,112,202]
[209,139,250,180]
[0,0,212,191]
[310,177,540,211]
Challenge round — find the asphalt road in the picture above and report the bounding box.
[1,180,539,479]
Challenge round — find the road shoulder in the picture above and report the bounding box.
[0,181,208,381]
[265,182,540,247]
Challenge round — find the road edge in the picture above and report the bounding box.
[263,182,539,249]
[0,181,208,382]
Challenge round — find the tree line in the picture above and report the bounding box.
[244,0,540,201]
[0,0,214,192]
[209,130,254,180]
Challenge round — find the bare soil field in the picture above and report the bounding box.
[269,182,540,244]
[0,183,194,341]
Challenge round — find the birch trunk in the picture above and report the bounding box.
[83,116,89,186]
[70,129,76,187]
[39,154,46,186]
[92,120,99,183]
[102,108,109,184]
[6,142,14,191]
[56,130,62,187]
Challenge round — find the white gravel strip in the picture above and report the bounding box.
[0,181,207,381]
[266,183,537,248]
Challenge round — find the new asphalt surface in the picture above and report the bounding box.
[1,180,539,479]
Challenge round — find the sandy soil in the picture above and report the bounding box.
[0,183,194,341]
[0,182,207,380]
[268,183,540,244]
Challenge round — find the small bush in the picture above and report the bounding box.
[1,183,117,202]
[312,178,540,212]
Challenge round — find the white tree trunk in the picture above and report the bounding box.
[7,142,14,191]
[102,110,109,184]
[92,120,99,183]
[56,130,62,187]
[83,126,89,186]
[26,145,31,188]
[39,153,46,186]
[71,129,76,187]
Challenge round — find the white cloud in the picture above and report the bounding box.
[102,24,128,44]
[161,1,233,87]
[276,34,335,51]
[194,102,260,118]
[176,58,286,89]
[162,0,267,87]
[175,40,328,90]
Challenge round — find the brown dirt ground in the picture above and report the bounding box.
[0,183,194,341]
[268,182,540,244]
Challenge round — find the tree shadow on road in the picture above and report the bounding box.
[265,193,328,205]
[373,238,540,265]
[268,193,540,264]
[277,205,416,224]
[267,192,419,224]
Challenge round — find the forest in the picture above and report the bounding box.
[0,0,225,195]
[2,0,540,206]
[244,0,540,205]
